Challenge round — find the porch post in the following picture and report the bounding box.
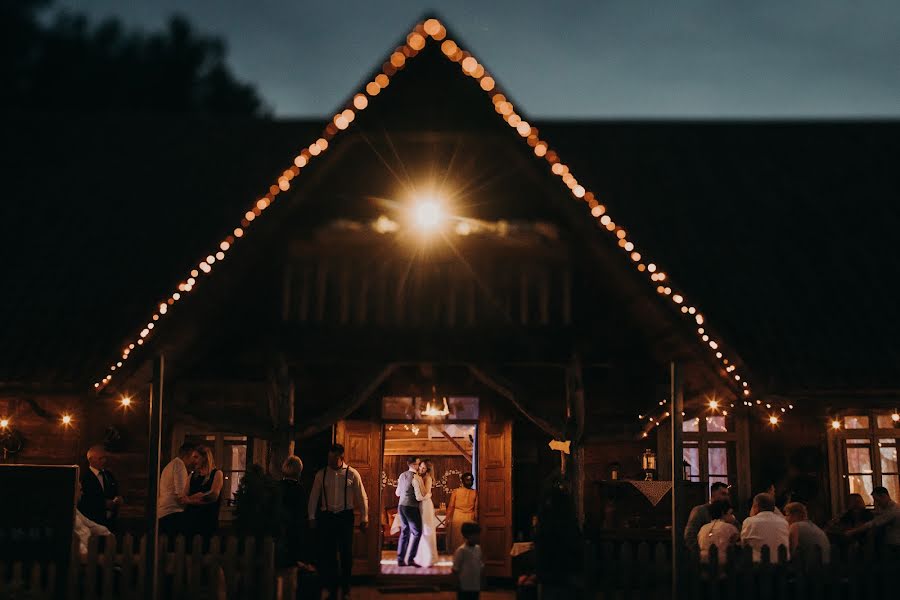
[145,354,164,600]
[670,361,684,599]
[566,356,586,527]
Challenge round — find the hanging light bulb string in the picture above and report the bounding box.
[639,395,794,438]
[93,18,773,414]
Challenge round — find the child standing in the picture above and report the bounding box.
[452,521,484,600]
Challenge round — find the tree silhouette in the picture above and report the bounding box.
[1,0,265,115]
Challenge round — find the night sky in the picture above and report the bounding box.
[58,0,900,118]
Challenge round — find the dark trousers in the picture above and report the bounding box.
[397,505,422,563]
[457,592,479,600]
[158,512,186,548]
[318,510,355,594]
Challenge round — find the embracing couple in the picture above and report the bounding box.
[396,456,438,568]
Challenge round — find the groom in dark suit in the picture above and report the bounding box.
[78,444,122,531]
[396,456,425,567]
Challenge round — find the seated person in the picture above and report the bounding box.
[697,500,739,564]
[74,479,113,559]
[741,493,789,562]
[784,502,830,566]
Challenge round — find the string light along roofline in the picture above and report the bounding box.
[93,17,772,418]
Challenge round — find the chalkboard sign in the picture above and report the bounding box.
[0,464,77,569]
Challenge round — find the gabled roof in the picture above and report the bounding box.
[1,18,897,415]
[80,18,758,404]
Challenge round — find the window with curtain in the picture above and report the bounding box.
[682,414,737,489]
[833,412,900,506]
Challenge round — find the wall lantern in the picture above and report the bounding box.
[609,461,621,481]
[642,449,657,481]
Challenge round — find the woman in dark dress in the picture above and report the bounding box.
[185,445,224,541]
[278,455,312,570]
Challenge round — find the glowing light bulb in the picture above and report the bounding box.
[0,418,9,429]
[769,415,779,426]
[831,420,841,430]
[120,396,132,408]
[893,413,900,422]
[709,400,719,410]
[61,414,73,426]
[412,198,443,231]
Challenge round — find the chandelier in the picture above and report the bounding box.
[422,386,450,418]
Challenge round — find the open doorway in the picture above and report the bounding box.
[379,398,478,576]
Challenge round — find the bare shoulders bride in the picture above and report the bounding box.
[413,460,439,567]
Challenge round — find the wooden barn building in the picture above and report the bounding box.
[1,17,899,579]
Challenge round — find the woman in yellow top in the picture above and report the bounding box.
[446,472,478,551]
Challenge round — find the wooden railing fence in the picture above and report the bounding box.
[0,534,293,600]
[584,540,899,600]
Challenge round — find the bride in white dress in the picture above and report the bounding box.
[413,460,439,567]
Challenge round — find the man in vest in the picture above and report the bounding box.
[396,456,426,567]
[308,443,369,600]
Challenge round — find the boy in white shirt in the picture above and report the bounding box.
[452,521,484,600]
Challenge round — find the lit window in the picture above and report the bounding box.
[682,413,736,489]
[832,411,900,506]
[843,415,869,429]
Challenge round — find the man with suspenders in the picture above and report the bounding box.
[308,443,369,600]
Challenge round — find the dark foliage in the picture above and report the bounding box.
[1,0,265,115]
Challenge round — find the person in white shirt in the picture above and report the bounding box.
[697,500,740,564]
[307,443,369,600]
[73,479,112,559]
[157,442,202,539]
[740,493,790,562]
[452,521,484,600]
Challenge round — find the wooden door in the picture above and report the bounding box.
[477,410,513,577]
[335,420,382,576]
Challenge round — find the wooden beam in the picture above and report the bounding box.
[467,365,563,440]
[438,427,473,464]
[293,364,399,440]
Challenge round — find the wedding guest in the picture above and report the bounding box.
[535,481,582,594]
[697,500,739,564]
[158,442,202,538]
[684,482,730,552]
[308,443,369,600]
[184,445,224,541]
[832,493,873,530]
[847,486,900,557]
[749,484,784,517]
[452,522,484,600]
[784,502,830,566]
[741,493,790,562]
[78,444,123,531]
[74,478,112,560]
[447,472,478,551]
[826,493,873,553]
[279,455,312,569]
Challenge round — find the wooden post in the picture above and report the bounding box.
[267,355,296,474]
[146,354,164,600]
[670,361,684,599]
[567,356,586,527]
